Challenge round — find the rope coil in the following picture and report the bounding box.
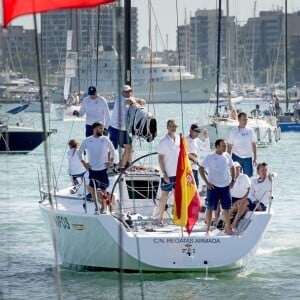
[127,103,157,142]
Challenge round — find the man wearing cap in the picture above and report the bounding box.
[74,86,110,137]
[230,161,251,204]
[77,122,115,214]
[109,85,146,171]
[186,123,210,189]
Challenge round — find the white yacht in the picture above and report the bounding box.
[75,46,215,103]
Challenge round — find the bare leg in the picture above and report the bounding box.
[229,201,239,216]
[101,189,107,211]
[214,201,221,223]
[206,209,213,235]
[159,191,169,223]
[231,200,249,228]
[223,209,232,234]
[120,144,132,168]
[87,185,100,210]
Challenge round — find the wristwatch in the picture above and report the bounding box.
[231,179,235,183]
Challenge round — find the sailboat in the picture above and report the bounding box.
[277,1,300,132]
[204,1,280,146]
[0,108,56,153]
[2,0,274,272]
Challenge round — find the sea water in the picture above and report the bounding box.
[0,103,299,299]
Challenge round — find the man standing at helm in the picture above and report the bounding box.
[109,85,146,172]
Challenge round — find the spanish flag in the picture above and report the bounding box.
[2,0,115,27]
[173,136,201,235]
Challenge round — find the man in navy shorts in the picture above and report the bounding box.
[157,119,180,224]
[77,122,115,214]
[200,139,235,235]
[109,85,146,172]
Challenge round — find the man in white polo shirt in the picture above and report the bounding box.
[109,85,146,172]
[77,122,115,214]
[200,139,235,235]
[186,123,210,189]
[74,86,110,137]
[157,119,180,224]
[230,161,251,203]
[227,112,257,177]
[231,162,274,230]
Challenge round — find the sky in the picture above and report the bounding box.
[1,0,300,50]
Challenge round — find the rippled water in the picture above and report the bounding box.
[0,103,299,299]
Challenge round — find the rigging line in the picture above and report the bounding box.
[149,2,166,51]
[175,0,184,134]
[76,10,81,96]
[10,26,24,75]
[4,34,16,71]
[215,0,222,117]
[33,14,62,300]
[114,1,124,299]
[147,0,154,109]
[96,6,101,86]
[285,0,289,112]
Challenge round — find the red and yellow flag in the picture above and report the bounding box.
[2,0,116,27]
[173,136,201,235]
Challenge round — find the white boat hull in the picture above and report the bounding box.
[40,188,272,272]
[205,117,280,146]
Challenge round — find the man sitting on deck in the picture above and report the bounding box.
[231,162,274,230]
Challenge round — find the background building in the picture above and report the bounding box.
[40,4,138,78]
[177,9,237,79]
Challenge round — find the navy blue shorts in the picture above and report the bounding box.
[206,185,232,210]
[232,197,240,204]
[247,200,267,211]
[85,124,93,137]
[160,176,176,192]
[232,153,253,177]
[109,126,132,149]
[89,169,109,190]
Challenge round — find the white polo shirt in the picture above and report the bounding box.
[67,148,86,175]
[77,135,115,171]
[157,133,180,177]
[248,176,272,206]
[110,96,128,131]
[200,152,234,188]
[231,173,251,198]
[186,135,210,170]
[227,126,257,158]
[79,95,110,128]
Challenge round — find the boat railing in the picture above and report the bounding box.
[238,187,274,233]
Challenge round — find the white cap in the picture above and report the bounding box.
[123,85,132,92]
[233,161,241,168]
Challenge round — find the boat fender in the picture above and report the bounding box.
[268,128,272,143]
[274,128,279,142]
[255,127,261,141]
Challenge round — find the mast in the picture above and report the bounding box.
[215,0,222,116]
[124,0,131,86]
[226,0,232,110]
[251,0,256,85]
[285,0,289,112]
